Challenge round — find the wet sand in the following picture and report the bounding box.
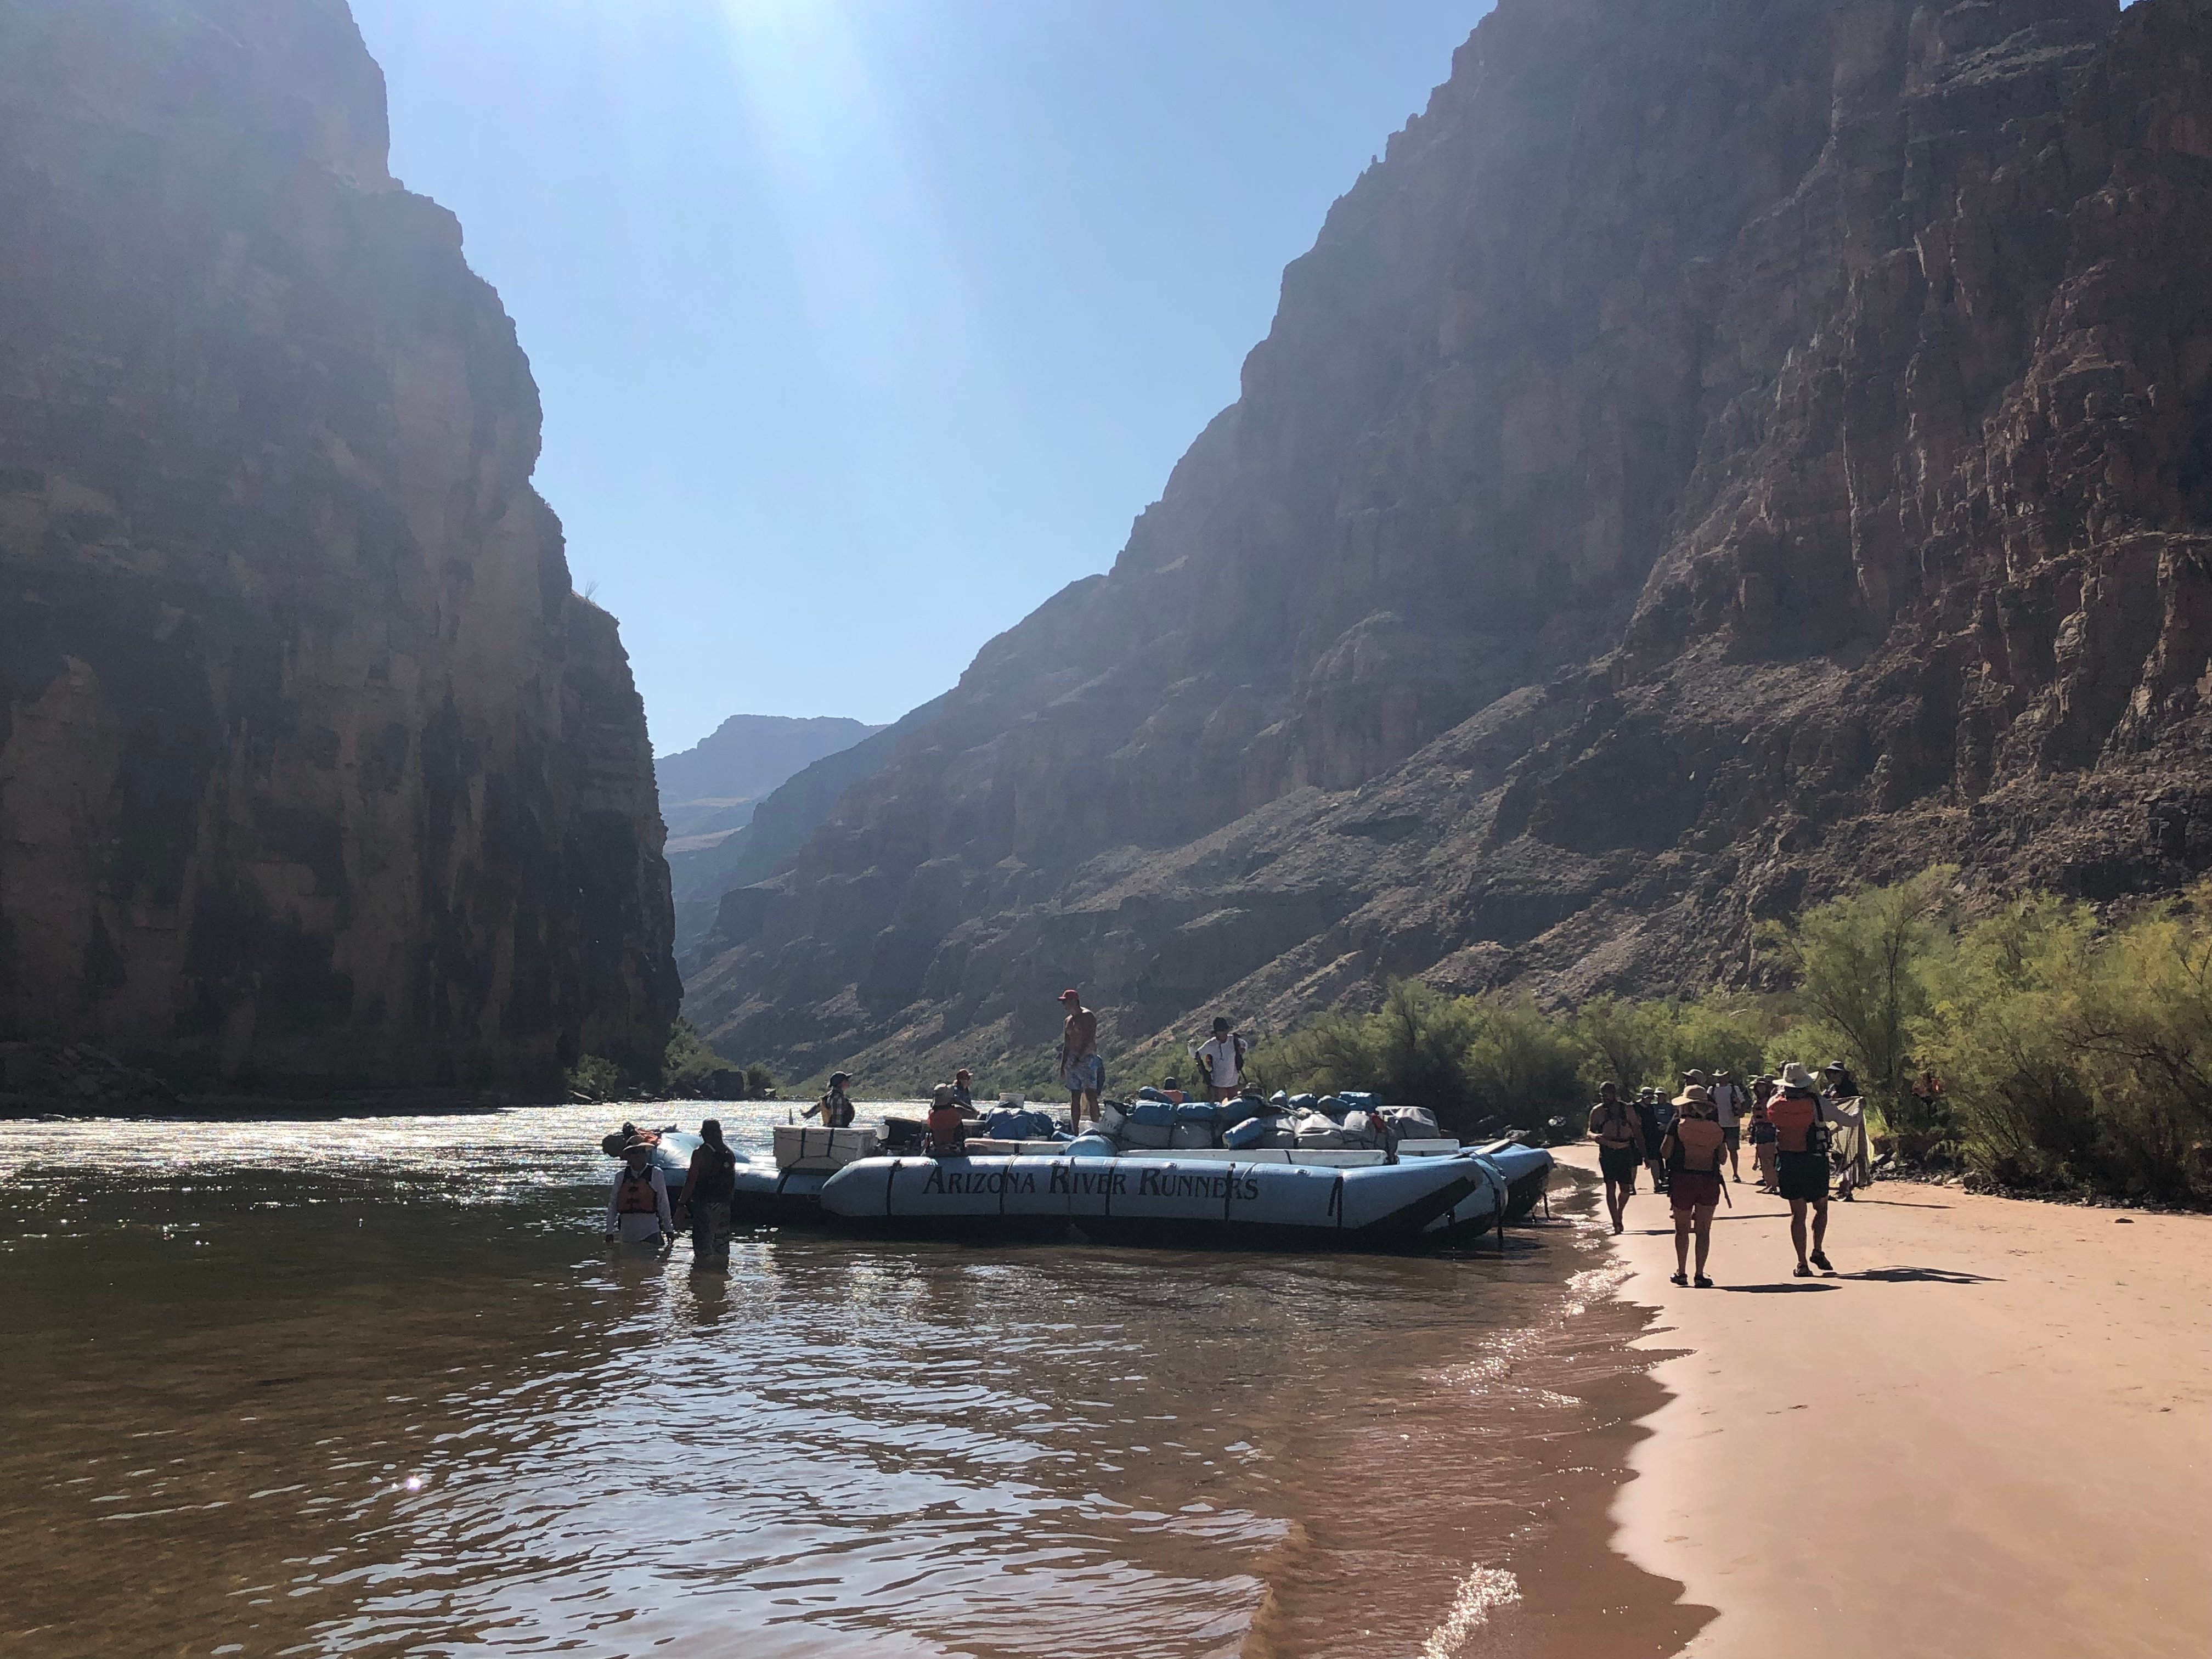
[1560,1146,2212,1658]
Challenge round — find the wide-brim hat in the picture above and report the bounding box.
[1778,1062,1818,1090]
[1673,1084,1713,1109]
[930,1084,956,1108]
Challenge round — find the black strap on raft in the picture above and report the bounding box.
[1328,1172,1345,1228]
[884,1159,899,1218]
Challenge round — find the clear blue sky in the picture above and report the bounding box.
[348,1,1492,753]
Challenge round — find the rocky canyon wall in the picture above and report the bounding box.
[686,0,2212,1088]
[0,0,679,1093]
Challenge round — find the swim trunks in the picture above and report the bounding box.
[1599,1144,1643,1186]
[1776,1150,1829,1203]
[1062,1051,1105,1094]
[1722,1126,1741,1151]
[1669,1170,1723,1211]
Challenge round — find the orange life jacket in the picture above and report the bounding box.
[616,1169,661,1214]
[924,1105,966,1156]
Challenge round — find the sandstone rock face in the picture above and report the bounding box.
[0,0,678,1093]
[686,0,2212,1086]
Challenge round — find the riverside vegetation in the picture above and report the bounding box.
[1253,871,2212,1207]
[566,1020,776,1104]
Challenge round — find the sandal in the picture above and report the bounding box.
[1810,1250,1833,1272]
[1669,1271,1689,1286]
[1694,1275,1713,1289]
[1793,1263,1813,1278]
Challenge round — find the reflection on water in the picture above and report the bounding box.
[0,1104,1649,1658]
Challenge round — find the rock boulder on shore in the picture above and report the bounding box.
[0,0,679,1095]
[685,0,2212,1085]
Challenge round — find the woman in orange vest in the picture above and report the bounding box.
[924,1084,968,1158]
[1662,1084,1729,1288]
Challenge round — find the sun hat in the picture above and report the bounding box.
[621,1138,653,1158]
[828,1071,851,1087]
[1673,1084,1714,1109]
[1683,1068,1709,1084]
[930,1084,956,1108]
[1825,1060,1847,1074]
[1059,989,1081,1003]
[955,1068,972,1080]
[1778,1062,1818,1091]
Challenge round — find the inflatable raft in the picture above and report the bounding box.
[806,1142,1554,1252]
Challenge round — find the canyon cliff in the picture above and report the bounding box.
[687,0,2212,1088]
[0,0,678,1094]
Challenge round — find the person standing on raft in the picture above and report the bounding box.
[1058,990,1103,1128]
[1662,1085,1728,1288]
[805,1072,856,1129]
[675,1119,738,1271]
[1588,1080,1644,1235]
[1192,1017,1247,1102]
[604,1138,674,1250]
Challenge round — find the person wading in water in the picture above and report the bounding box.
[1662,1085,1728,1287]
[1769,1062,1836,1277]
[675,1120,738,1271]
[1058,990,1103,1128]
[603,1138,674,1251]
[805,1072,856,1129]
[1588,1080,1644,1235]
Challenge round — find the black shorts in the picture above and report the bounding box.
[1777,1150,1830,1203]
[1723,1126,1741,1150]
[1599,1144,1642,1186]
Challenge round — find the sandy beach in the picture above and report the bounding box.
[1557,1146,2212,1657]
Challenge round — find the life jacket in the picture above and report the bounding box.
[817,1091,855,1128]
[691,1143,737,1203]
[924,1105,966,1156]
[1769,1093,1831,1155]
[616,1169,661,1214]
[1592,1103,1639,1147]
[1668,1117,1726,1175]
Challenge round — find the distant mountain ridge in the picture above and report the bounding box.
[656,714,883,953]
[656,715,881,837]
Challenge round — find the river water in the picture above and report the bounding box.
[0,1103,1691,1658]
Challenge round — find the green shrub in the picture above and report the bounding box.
[566,1054,624,1101]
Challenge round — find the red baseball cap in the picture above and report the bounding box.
[1059,989,1080,1002]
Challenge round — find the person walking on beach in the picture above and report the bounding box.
[804,1072,856,1129]
[1192,1017,1247,1102]
[1769,1063,1835,1277]
[1662,1085,1728,1288]
[1058,989,1103,1128]
[1711,1069,1744,1182]
[604,1138,674,1250]
[675,1119,738,1271]
[1640,1086,1674,1195]
[1589,1081,1644,1234]
[1748,1092,1779,1191]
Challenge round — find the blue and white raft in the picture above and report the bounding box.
[811,1141,1553,1252]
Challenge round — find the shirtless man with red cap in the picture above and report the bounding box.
[1058,989,1102,1128]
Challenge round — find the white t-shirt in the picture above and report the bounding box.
[1710,1081,1741,1128]
[1194,1035,1243,1090]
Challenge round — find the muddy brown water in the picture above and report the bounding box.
[0,1104,1699,1658]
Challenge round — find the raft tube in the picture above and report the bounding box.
[814,1147,1554,1252]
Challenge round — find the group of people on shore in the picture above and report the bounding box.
[1589,1061,1869,1287]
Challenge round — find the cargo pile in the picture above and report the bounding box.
[1068,1090,1444,1159]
